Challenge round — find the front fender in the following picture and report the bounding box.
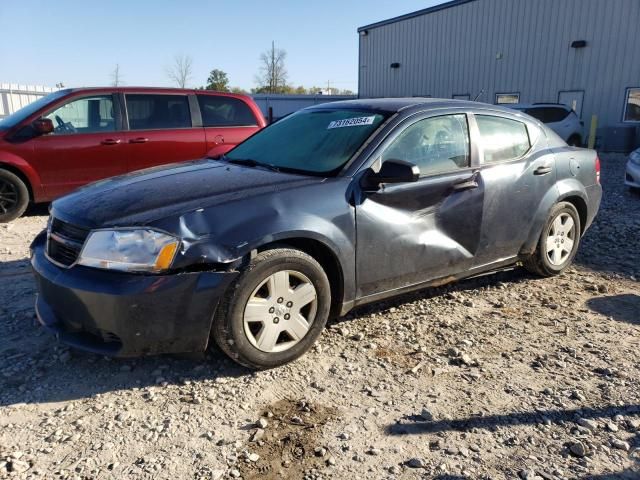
[153,179,357,307]
[0,152,45,201]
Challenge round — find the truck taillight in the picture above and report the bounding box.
[595,155,601,184]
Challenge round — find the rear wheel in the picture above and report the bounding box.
[0,170,29,223]
[211,248,331,369]
[523,202,581,277]
[567,134,582,147]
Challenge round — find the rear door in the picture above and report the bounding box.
[196,94,262,157]
[121,93,206,172]
[470,113,557,267]
[355,113,484,298]
[31,93,126,198]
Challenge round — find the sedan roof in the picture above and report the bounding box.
[310,97,520,115]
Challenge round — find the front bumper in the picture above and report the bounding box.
[30,232,238,357]
[625,160,640,188]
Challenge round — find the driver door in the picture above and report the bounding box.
[355,113,485,298]
[30,93,126,199]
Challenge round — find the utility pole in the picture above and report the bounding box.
[271,40,276,93]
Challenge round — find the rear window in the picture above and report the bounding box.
[197,95,257,127]
[525,107,570,123]
[125,94,191,130]
[476,115,531,163]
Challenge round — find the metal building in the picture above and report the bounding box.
[357,0,640,150]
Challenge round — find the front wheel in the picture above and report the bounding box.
[211,248,331,369]
[523,202,581,277]
[0,170,30,223]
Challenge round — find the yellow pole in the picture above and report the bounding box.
[587,114,598,150]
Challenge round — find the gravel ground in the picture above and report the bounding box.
[0,153,639,480]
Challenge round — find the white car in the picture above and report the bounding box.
[626,148,640,190]
[510,103,583,146]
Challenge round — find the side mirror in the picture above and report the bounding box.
[362,159,420,189]
[32,118,54,135]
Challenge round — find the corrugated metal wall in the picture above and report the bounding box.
[251,94,357,121]
[358,0,640,144]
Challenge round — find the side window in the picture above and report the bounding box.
[45,96,115,135]
[197,95,258,127]
[476,115,530,163]
[125,94,191,130]
[547,107,570,123]
[524,108,551,123]
[382,114,470,176]
[623,88,640,122]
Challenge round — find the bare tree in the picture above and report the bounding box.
[166,54,193,88]
[110,64,123,86]
[255,41,288,93]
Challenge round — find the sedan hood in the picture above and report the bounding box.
[52,159,323,227]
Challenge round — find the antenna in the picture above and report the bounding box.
[473,89,485,102]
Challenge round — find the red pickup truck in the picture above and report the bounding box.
[0,87,266,221]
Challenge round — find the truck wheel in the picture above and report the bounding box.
[0,170,30,223]
[523,202,581,277]
[211,247,331,369]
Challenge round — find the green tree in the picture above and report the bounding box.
[205,69,230,92]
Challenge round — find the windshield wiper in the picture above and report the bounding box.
[226,158,281,172]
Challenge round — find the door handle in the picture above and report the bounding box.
[129,137,149,144]
[534,166,552,175]
[452,173,479,192]
[101,138,121,145]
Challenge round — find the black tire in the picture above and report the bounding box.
[211,247,331,369]
[523,202,581,277]
[0,169,29,223]
[567,135,582,147]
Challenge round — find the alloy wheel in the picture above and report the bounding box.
[0,178,19,215]
[545,212,576,266]
[243,269,318,353]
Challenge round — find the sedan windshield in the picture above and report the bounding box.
[0,90,68,130]
[224,109,388,174]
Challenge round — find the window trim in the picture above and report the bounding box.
[473,113,533,165]
[123,92,194,132]
[40,93,122,135]
[495,92,520,105]
[622,87,640,123]
[376,112,474,178]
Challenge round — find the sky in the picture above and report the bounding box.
[1,0,442,93]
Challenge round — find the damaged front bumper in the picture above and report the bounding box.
[30,233,238,357]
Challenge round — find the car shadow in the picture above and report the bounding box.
[385,404,640,473]
[385,404,640,436]
[23,202,50,217]
[332,266,533,323]
[0,258,250,407]
[586,294,640,326]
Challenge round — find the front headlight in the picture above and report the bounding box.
[630,149,640,165]
[78,229,179,273]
